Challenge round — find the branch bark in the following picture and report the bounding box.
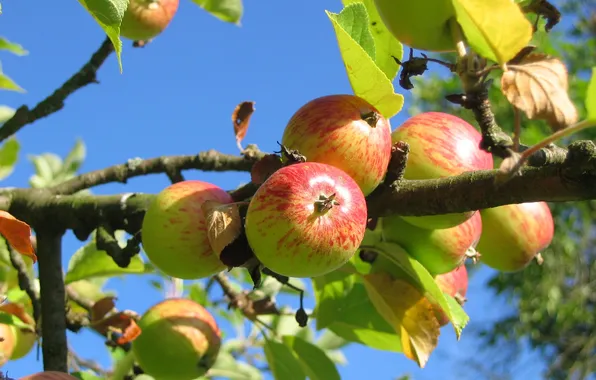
[0,37,114,143]
[36,229,68,372]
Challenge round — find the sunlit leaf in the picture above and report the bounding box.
[282,335,341,380]
[586,67,596,121]
[264,338,306,380]
[0,137,19,181]
[0,71,24,93]
[0,37,27,56]
[0,106,15,125]
[0,211,35,262]
[192,0,243,24]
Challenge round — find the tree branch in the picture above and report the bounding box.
[36,229,68,372]
[7,247,41,332]
[0,37,114,143]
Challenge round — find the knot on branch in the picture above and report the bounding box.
[96,226,141,268]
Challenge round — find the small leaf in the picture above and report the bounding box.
[282,335,341,380]
[0,137,19,181]
[192,0,243,24]
[0,211,36,263]
[63,139,87,175]
[341,0,403,81]
[201,200,242,256]
[264,338,306,380]
[0,71,25,93]
[586,67,596,121]
[326,7,404,118]
[90,296,117,322]
[77,0,127,72]
[89,308,141,345]
[452,0,533,65]
[64,231,148,284]
[316,330,349,350]
[0,105,15,125]
[362,272,440,368]
[0,37,28,56]
[232,101,255,152]
[250,154,282,185]
[501,53,578,131]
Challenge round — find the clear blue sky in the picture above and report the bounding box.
[0,1,549,379]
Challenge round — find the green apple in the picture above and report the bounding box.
[120,0,179,42]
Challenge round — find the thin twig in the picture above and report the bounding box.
[0,37,115,142]
[7,247,41,332]
[68,346,110,377]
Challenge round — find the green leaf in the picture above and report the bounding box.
[63,138,87,175]
[0,311,31,329]
[282,335,341,380]
[207,351,263,380]
[189,283,209,306]
[341,0,403,80]
[0,105,15,125]
[0,137,19,181]
[327,7,404,118]
[334,3,375,60]
[452,0,533,65]
[77,0,127,72]
[264,338,306,380]
[366,242,469,338]
[64,230,148,284]
[586,67,596,121]
[316,329,349,350]
[313,269,401,352]
[192,0,243,25]
[0,37,28,56]
[0,71,24,93]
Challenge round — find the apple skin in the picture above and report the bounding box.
[281,94,392,196]
[391,112,493,229]
[381,212,482,275]
[476,202,554,272]
[433,265,468,326]
[18,372,79,380]
[374,0,457,52]
[132,298,221,380]
[245,162,368,278]
[0,323,15,366]
[141,180,230,279]
[120,0,179,41]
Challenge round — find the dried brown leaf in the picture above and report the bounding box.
[251,154,282,184]
[501,53,578,131]
[90,296,117,322]
[89,309,141,344]
[201,200,242,255]
[232,101,256,152]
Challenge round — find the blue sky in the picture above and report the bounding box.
[0,1,549,379]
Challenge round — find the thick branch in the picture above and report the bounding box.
[0,37,114,142]
[50,149,264,195]
[36,229,68,372]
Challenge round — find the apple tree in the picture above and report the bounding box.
[0,0,594,379]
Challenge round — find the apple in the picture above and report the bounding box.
[476,202,554,272]
[381,211,482,275]
[18,372,79,380]
[132,298,221,379]
[245,162,368,278]
[120,0,179,42]
[373,0,457,52]
[9,309,36,361]
[141,180,230,279]
[0,323,15,366]
[391,112,493,229]
[433,265,468,326]
[280,94,392,196]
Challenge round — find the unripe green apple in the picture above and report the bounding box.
[433,265,468,326]
[374,0,457,52]
[18,372,79,380]
[120,0,179,42]
[245,162,368,278]
[132,298,221,380]
[281,94,392,196]
[141,180,230,279]
[10,309,36,360]
[381,212,482,275]
[391,112,493,230]
[476,202,554,272]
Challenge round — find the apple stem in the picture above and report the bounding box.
[361,111,380,128]
[314,193,340,214]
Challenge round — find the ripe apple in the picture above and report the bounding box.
[141,180,230,279]
[433,265,468,326]
[381,212,482,275]
[8,308,36,361]
[280,94,392,196]
[18,372,79,380]
[120,0,179,42]
[0,323,15,366]
[476,202,554,272]
[245,162,368,278]
[391,112,493,229]
[373,0,457,52]
[132,298,221,379]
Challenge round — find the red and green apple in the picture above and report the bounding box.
[120,0,179,42]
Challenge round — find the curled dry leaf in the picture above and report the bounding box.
[232,101,256,152]
[90,310,141,345]
[0,211,36,263]
[501,53,578,131]
[251,154,283,184]
[201,200,243,256]
[90,296,117,322]
[362,272,440,368]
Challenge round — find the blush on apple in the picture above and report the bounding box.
[391,112,493,229]
[433,265,468,326]
[132,298,221,379]
[381,212,482,275]
[244,162,368,278]
[141,180,230,279]
[281,94,392,196]
[120,0,179,42]
[476,202,555,272]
